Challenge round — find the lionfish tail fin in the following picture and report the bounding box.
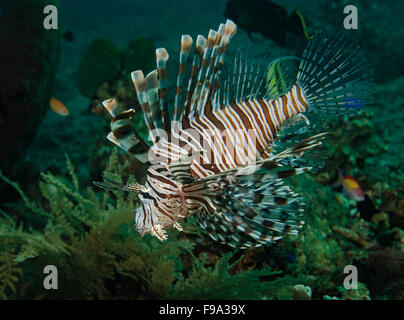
[297,32,373,116]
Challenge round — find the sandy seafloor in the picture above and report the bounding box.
[26,0,404,184]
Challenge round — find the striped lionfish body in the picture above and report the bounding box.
[95,20,372,248]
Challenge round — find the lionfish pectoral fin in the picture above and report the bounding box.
[271,112,330,172]
[151,224,168,241]
[194,157,308,249]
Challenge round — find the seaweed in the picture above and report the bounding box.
[0,153,286,300]
[170,252,282,300]
[0,153,184,299]
[1,115,401,299]
[0,238,22,299]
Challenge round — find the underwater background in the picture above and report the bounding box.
[0,0,403,300]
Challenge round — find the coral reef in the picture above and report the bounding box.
[0,152,280,300]
[2,106,402,300]
[359,248,404,299]
[1,0,403,301]
[0,153,184,299]
[292,284,312,300]
[338,282,371,300]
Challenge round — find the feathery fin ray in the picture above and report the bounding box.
[96,20,372,248]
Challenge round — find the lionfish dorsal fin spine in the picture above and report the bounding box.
[131,70,158,144]
[190,29,216,118]
[155,48,171,132]
[103,98,119,117]
[211,20,237,111]
[235,50,248,103]
[180,20,236,122]
[198,27,223,114]
[173,35,193,121]
[102,98,149,162]
[144,69,161,129]
[226,50,263,104]
[181,35,206,124]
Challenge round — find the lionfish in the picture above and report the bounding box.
[94,20,372,248]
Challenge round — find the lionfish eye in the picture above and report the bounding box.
[139,190,154,200]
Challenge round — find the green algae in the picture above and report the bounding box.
[0,153,281,300]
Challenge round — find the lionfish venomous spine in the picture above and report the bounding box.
[94,20,372,248]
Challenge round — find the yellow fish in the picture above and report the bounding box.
[49,97,69,116]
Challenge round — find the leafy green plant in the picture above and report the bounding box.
[0,153,189,299]
[170,252,281,300]
[0,152,284,300]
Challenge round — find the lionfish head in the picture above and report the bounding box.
[93,173,185,241]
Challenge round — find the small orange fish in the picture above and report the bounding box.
[50,97,69,116]
[332,169,365,202]
[342,175,365,202]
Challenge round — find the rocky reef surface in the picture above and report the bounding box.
[0,0,403,300]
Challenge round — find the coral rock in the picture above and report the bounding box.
[292,284,312,300]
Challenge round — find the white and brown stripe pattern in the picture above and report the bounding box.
[173,35,193,121]
[156,48,170,132]
[96,19,370,249]
[102,98,149,159]
[169,83,309,178]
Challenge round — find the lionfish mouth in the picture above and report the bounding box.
[93,175,142,193]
